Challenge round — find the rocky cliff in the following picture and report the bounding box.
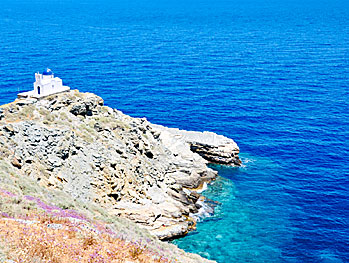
[0,90,240,243]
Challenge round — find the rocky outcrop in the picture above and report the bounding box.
[152,125,241,166]
[0,90,240,242]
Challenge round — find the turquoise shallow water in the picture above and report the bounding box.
[0,0,348,262]
[174,156,291,262]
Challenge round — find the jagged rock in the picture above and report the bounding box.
[168,171,202,189]
[68,92,103,116]
[0,90,240,241]
[3,125,15,136]
[152,222,191,241]
[167,189,191,205]
[152,124,241,166]
[11,157,22,169]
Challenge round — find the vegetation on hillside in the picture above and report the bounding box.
[0,160,193,263]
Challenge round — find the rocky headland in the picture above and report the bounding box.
[0,90,240,262]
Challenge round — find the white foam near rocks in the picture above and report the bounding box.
[190,198,215,222]
[196,182,208,194]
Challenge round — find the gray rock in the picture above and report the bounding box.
[152,124,241,166]
[0,108,4,120]
[0,90,240,241]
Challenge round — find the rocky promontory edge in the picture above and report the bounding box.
[0,90,241,243]
[152,124,241,166]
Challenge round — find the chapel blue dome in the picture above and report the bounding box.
[43,68,53,75]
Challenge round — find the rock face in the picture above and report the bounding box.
[0,90,240,241]
[152,125,241,166]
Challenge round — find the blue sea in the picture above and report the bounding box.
[0,0,348,262]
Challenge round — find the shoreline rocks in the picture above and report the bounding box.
[0,90,241,241]
[152,124,241,166]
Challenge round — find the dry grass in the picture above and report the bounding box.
[17,105,35,120]
[0,213,173,263]
[0,147,193,263]
[0,186,174,263]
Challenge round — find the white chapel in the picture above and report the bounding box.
[18,69,70,99]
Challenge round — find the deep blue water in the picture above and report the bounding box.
[0,0,348,262]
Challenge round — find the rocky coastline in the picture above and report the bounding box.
[0,90,240,260]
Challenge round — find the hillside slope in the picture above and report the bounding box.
[0,90,240,262]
